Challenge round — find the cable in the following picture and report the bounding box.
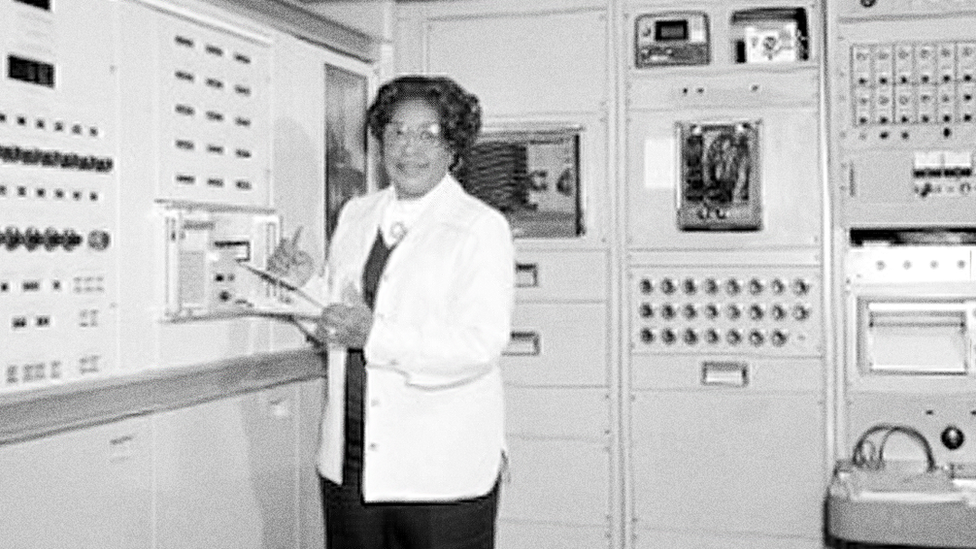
[851,423,937,472]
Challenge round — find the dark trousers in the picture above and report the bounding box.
[320,476,500,549]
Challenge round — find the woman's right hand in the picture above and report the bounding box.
[267,227,315,287]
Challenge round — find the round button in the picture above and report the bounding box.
[639,303,653,318]
[726,329,742,346]
[682,278,697,295]
[661,329,676,345]
[63,229,83,251]
[683,329,698,345]
[748,329,766,346]
[88,230,111,251]
[661,304,677,320]
[640,328,654,344]
[704,303,720,319]
[43,227,63,251]
[726,304,742,320]
[24,227,43,251]
[682,303,697,320]
[749,304,765,321]
[771,330,788,347]
[705,329,720,344]
[3,226,23,250]
[941,425,965,450]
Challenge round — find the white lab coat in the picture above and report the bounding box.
[315,175,515,502]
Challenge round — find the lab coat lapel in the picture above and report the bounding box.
[381,177,464,279]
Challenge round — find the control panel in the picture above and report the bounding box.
[0,0,118,392]
[630,267,820,356]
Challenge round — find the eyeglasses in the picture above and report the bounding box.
[383,122,444,147]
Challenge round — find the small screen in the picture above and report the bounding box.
[655,20,689,42]
[13,0,51,10]
[7,56,55,88]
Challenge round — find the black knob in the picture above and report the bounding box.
[726,329,742,346]
[704,303,720,319]
[942,425,965,450]
[771,278,786,294]
[43,227,63,251]
[792,304,811,321]
[639,303,653,318]
[639,278,653,294]
[24,227,43,251]
[791,278,810,296]
[749,304,765,321]
[683,328,698,345]
[640,328,654,344]
[771,304,787,321]
[88,230,111,251]
[683,304,697,319]
[726,278,742,295]
[771,330,788,347]
[661,329,676,345]
[726,304,742,320]
[705,329,720,344]
[3,227,22,250]
[682,278,697,295]
[661,278,677,295]
[749,330,766,346]
[704,278,720,294]
[661,304,677,320]
[63,229,83,251]
[748,278,765,295]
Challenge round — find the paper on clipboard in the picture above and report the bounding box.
[644,136,676,190]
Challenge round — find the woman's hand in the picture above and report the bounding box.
[267,227,315,287]
[314,284,373,349]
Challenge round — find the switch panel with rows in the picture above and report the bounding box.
[630,267,822,356]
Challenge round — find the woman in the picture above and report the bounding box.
[272,75,515,549]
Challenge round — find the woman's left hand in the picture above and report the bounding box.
[315,288,373,349]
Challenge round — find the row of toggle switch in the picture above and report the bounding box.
[637,277,811,297]
[639,302,811,321]
[1,227,111,252]
[638,327,791,347]
[0,144,114,172]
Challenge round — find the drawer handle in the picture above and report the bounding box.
[505,331,541,356]
[515,263,538,288]
[701,361,748,387]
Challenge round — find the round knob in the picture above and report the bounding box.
[748,278,765,295]
[639,303,653,318]
[771,304,787,321]
[63,229,83,251]
[749,304,765,321]
[683,328,698,345]
[42,227,63,251]
[792,304,811,321]
[704,278,720,295]
[771,330,789,347]
[661,329,676,345]
[725,278,742,295]
[661,304,677,320]
[791,278,811,296]
[88,230,110,251]
[770,278,786,294]
[749,329,766,346]
[726,304,742,320]
[23,227,43,251]
[660,278,677,295]
[3,226,23,250]
[639,278,653,294]
[640,328,654,344]
[704,303,720,319]
[705,329,720,344]
[942,425,965,450]
[726,329,742,346]
[682,278,697,295]
[682,304,697,320]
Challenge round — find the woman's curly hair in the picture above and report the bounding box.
[366,75,482,166]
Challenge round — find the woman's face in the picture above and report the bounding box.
[382,99,454,199]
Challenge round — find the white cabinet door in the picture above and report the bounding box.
[153,385,298,549]
[0,417,152,549]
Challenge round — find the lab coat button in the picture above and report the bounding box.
[370,399,380,407]
[368,443,378,451]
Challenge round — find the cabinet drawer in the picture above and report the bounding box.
[514,250,606,302]
[502,302,607,386]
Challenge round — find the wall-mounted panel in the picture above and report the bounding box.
[631,389,824,540]
[627,107,821,250]
[426,10,608,115]
[505,386,610,440]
